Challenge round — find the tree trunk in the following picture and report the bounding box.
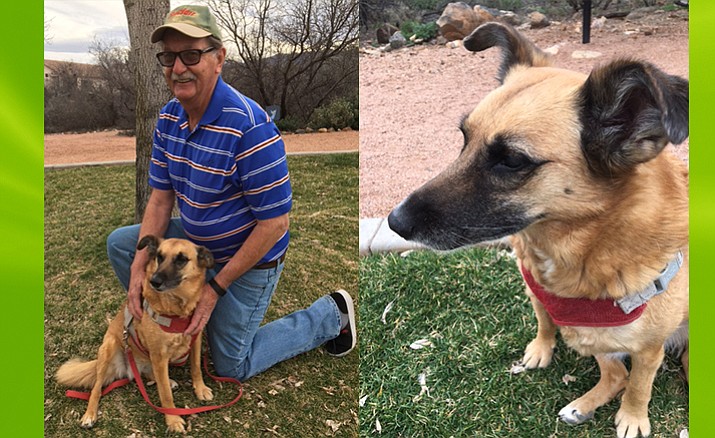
[123,0,171,223]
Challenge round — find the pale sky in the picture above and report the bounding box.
[44,0,197,64]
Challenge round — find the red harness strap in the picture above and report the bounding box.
[125,307,197,367]
[520,265,647,327]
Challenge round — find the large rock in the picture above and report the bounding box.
[528,11,550,29]
[498,10,521,26]
[389,31,407,50]
[376,23,399,45]
[437,2,486,41]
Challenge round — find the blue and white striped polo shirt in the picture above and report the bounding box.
[149,77,292,264]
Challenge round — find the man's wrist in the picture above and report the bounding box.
[208,277,227,297]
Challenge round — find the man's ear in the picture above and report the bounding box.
[579,59,688,177]
[215,46,226,74]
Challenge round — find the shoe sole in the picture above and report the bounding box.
[330,289,356,357]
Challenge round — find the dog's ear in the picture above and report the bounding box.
[463,22,551,83]
[196,245,215,269]
[137,235,160,258]
[579,59,688,177]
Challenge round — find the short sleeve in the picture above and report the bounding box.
[233,122,292,220]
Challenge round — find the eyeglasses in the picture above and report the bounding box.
[156,47,216,67]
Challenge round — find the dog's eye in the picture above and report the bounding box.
[492,153,532,173]
[157,253,165,264]
[174,253,188,268]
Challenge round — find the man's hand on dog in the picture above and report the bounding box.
[128,274,144,321]
[184,284,219,337]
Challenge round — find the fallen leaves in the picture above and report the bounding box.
[561,374,577,385]
[409,338,433,350]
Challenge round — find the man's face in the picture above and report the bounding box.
[160,30,224,106]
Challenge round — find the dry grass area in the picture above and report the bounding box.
[44,129,358,165]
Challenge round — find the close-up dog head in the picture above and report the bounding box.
[388,22,688,250]
[137,235,215,292]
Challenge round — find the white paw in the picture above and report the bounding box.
[558,403,594,425]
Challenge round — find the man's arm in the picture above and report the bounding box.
[127,188,175,319]
[183,213,289,336]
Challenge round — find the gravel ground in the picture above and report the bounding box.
[359,10,689,218]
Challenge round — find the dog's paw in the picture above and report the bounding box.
[165,414,186,433]
[194,384,214,401]
[558,403,594,425]
[522,337,555,369]
[79,411,98,428]
[615,408,651,438]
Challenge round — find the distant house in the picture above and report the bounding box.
[44,60,105,88]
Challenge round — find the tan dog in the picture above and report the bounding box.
[388,22,688,438]
[56,236,215,433]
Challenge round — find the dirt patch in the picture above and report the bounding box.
[359,10,689,219]
[44,129,358,166]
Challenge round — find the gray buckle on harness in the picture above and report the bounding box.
[616,251,684,314]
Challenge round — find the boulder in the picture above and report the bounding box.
[473,5,496,24]
[498,10,521,26]
[437,2,481,42]
[376,23,399,45]
[528,11,550,29]
[389,31,407,49]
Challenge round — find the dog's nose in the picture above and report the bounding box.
[150,273,166,290]
[387,204,415,240]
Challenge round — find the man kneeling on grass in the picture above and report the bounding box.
[106,5,356,381]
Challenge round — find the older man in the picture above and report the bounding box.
[106,5,355,381]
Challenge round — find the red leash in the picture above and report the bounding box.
[65,343,243,416]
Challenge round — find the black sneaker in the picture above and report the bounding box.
[324,289,356,357]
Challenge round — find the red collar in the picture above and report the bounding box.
[520,265,646,327]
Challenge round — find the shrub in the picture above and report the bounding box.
[400,20,439,41]
[275,115,303,133]
[308,96,358,130]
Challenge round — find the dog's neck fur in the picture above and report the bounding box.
[513,152,688,300]
[142,275,205,318]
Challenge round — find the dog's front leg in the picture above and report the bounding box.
[614,346,664,438]
[80,337,120,428]
[522,289,558,368]
[190,332,213,401]
[150,355,186,433]
[559,353,628,425]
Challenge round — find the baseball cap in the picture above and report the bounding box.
[151,5,222,43]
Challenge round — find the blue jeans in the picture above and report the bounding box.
[106,218,342,381]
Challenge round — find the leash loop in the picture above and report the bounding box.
[65,335,243,416]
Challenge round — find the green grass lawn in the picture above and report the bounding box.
[359,248,689,437]
[44,153,358,437]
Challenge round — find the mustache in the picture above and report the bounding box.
[171,72,197,81]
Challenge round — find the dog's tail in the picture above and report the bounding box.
[55,359,98,388]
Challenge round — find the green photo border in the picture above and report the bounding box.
[689,2,712,436]
[2,1,44,434]
[8,1,709,434]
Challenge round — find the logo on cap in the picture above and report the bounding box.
[171,8,198,18]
